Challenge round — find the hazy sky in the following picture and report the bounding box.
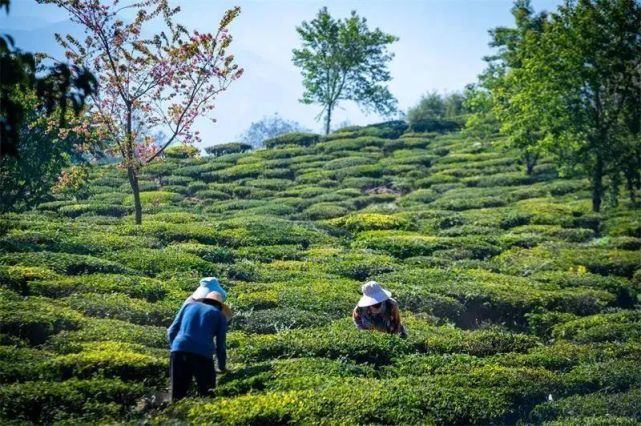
[1,0,563,149]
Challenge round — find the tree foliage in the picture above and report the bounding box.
[478,0,641,210]
[292,7,398,135]
[0,91,86,211]
[485,0,548,174]
[0,0,96,158]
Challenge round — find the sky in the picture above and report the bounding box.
[1,0,563,149]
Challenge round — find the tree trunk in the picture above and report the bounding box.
[525,152,538,176]
[609,172,620,207]
[591,152,604,212]
[626,174,636,204]
[127,165,142,225]
[324,104,333,135]
[124,107,143,224]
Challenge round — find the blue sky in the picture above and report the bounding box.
[2,0,562,149]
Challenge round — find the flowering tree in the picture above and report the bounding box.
[38,0,244,223]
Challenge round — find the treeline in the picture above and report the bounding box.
[465,0,641,212]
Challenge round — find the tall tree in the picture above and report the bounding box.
[485,0,548,174]
[40,0,244,224]
[462,83,500,141]
[292,7,398,135]
[510,0,641,211]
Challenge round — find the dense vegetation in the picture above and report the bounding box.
[1,124,639,424]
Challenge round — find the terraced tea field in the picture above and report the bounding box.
[1,126,640,424]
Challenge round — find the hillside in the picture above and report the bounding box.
[1,125,640,425]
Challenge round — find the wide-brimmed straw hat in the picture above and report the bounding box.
[357,281,392,307]
[192,277,227,301]
[204,291,233,321]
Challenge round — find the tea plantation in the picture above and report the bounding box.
[1,125,640,425]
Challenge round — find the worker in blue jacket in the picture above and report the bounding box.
[167,290,231,401]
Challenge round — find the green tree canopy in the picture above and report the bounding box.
[512,0,641,211]
[478,0,641,208]
[292,7,398,135]
[0,0,96,158]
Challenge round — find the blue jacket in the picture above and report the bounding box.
[167,301,227,369]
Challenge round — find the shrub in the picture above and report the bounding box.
[530,389,641,423]
[63,292,175,326]
[164,144,200,159]
[232,308,327,334]
[28,274,168,301]
[0,251,137,276]
[302,203,349,220]
[526,311,579,338]
[205,142,252,156]
[235,245,304,262]
[400,189,436,205]
[543,417,640,426]
[264,132,320,148]
[0,295,83,345]
[355,231,500,260]
[167,243,234,263]
[552,310,641,343]
[168,377,512,425]
[322,251,398,280]
[0,345,53,382]
[0,378,147,424]
[48,341,166,385]
[246,178,292,191]
[125,191,182,206]
[116,221,219,245]
[232,317,538,366]
[495,244,641,278]
[0,265,57,294]
[430,195,508,210]
[58,203,130,218]
[333,120,408,139]
[327,213,411,232]
[562,359,641,394]
[317,136,387,153]
[48,317,167,350]
[379,268,615,326]
[107,248,217,276]
[531,271,638,308]
[194,189,230,200]
[162,175,193,186]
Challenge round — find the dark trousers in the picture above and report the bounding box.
[170,351,216,402]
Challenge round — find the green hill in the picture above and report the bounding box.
[1,125,640,425]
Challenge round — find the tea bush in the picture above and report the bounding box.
[28,274,168,301]
[0,295,83,345]
[48,341,166,385]
[1,128,640,424]
[264,132,320,148]
[552,310,641,343]
[63,292,175,326]
[0,251,138,276]
[0,378,147,424]
[530,389,641,423]
[48,317,167,349]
